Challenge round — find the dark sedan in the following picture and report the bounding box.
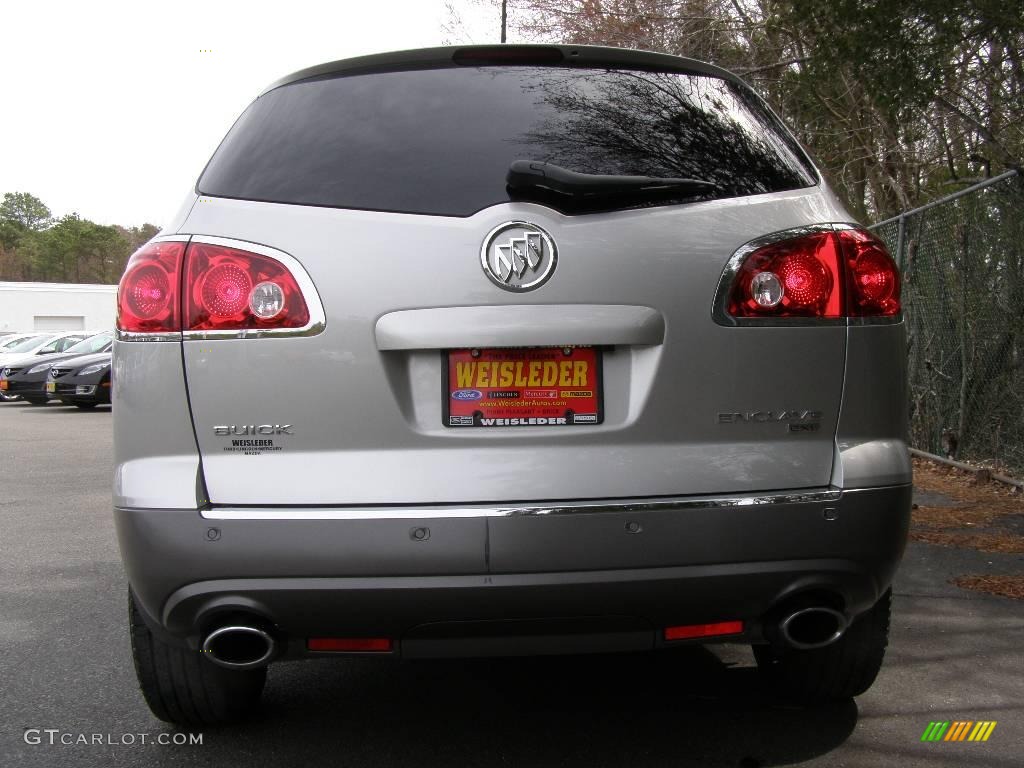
[1,332,113,405]
[47,351,112,408]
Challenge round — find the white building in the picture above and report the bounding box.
[0,281,117,333]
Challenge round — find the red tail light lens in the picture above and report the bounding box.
[185,243,310,331]
[838,229,901,316]
[117,241,185,333]
[726,227,899,320]
[728,231,843,318]
[117,238,318,338]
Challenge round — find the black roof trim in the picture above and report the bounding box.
[260,44,748,97]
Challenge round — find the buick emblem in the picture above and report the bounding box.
[480,221,557,291]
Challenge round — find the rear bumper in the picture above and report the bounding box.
[116,484,911,657]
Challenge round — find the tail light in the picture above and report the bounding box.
[117,238,319,338]
[116,241,185,334]
[184,243,310,331]
[840,228,901,316]
[722,226,900,322]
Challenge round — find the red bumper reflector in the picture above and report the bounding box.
[664,620,744,641]
[307,637,393,653]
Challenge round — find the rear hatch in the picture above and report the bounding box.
[178,50,848,506]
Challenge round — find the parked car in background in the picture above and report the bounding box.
[0,332,90,401]
[1,332,113,405]
[47,351,113,409]
[1,333,50,353]
[114,45,909,726]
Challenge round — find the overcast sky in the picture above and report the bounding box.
[0,0,500,228]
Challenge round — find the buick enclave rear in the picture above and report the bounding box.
[113,45,910,725]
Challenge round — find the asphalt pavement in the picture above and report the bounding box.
[1,401,1021,767]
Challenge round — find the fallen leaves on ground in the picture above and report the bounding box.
[911,458,1024,550]
[912,530,1024,554]
[951,574,1024,600]
[913,458,1022,509]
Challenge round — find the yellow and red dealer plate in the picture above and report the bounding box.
[444,347,603,427]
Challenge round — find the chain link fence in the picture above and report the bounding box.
[870,170,1024,476]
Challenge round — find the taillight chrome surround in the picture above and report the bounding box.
[712,223,902,327]
[115,234,325,341]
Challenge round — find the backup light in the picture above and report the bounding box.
[750,271,783,308]
[249,281,286,320]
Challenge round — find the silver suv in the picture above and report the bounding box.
[114,45,910,725]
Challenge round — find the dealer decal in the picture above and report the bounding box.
[222,439,283,456]
[454,360,590,389]
[445,347,604,428]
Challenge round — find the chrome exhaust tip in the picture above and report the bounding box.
[201,625,277,669]
[779,606,848,650]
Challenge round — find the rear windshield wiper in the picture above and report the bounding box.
[507,160,717,211]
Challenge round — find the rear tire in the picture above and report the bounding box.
[753,588,891,702]
[129,590,266,725]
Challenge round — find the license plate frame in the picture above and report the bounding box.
[443,346,604,428]
[45,381,56,394]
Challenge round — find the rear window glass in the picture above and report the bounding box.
[199,66,817,217]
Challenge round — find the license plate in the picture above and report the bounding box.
[45,381,56,393]
[444,347,603,427]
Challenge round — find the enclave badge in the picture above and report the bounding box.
[481,221,557,291]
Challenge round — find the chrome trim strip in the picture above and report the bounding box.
[181,235,327,340]
[847,315,905,326]
[114,330,182,342]
[149,234,193,244]
[202,488,842,520]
